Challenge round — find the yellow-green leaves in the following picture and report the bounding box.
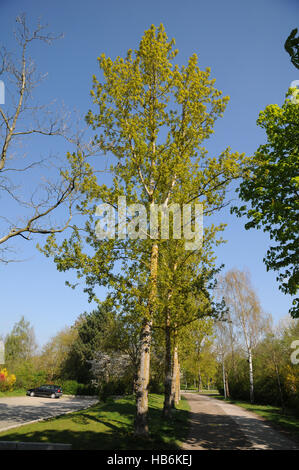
[41,24,249,327]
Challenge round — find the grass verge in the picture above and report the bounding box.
[0,394,190,450]
[0,389,27,398]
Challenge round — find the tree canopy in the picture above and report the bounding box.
[285,28,299,69]
[232,96,299,317]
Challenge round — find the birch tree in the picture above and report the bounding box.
[220,269,269,403]
[214,319,232,399]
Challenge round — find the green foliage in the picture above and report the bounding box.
[40,23,248,324]
[13,362,47,390]
[180,318,217,389]
[37,24,249,432]
[5,316,37,366]
[285,28,299,69]
[233,97,299,317]
[149,379,165,394]
[59,380,98,396]
[38,326,78,382]
[60,305,117,383]
[99,378,133,402]
[216,319,299,414]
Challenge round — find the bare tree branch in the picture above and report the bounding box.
[0,15,94,262]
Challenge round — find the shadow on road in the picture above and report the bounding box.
[182,393,299,450]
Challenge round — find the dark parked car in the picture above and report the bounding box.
[26,385,63,399]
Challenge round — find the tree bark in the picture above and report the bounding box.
[222,354,227,399]
[163,312,172,418]
[135,242,158,436]
[175,358,181,405]
[171,330,180,407]
[248,348,254,404]
[135,318,152,436]
[198,362,202,392]
[225,370,230,398]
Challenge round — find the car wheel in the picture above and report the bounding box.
[50,393,56,399]
[30,392,35,397]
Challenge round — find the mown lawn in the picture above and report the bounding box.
[0,394,190,450]
[0,389,27,398]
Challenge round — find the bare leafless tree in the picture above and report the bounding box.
[0,14,97,261]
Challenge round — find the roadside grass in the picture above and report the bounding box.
[0,394,190,450]
[214,394,299,441]
[0,389,26,398]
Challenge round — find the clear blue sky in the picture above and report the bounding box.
[0,0,298,347]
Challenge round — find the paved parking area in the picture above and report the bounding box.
[0,396,98,433]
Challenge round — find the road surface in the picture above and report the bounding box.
[0,395,98,433]
[181,392,299,450]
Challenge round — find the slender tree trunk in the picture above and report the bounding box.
[198,362,202,392]
[248,347,254,404]
[163,264,177,417]
[225,370,230,398]
[275,362,285,411]
[171,330,180,407]
[135,319,152,436]
[175,359,181,405]
[222,354,227,399]
[163,312,172,418]
[273,352,285,413]
[135,242,158,436]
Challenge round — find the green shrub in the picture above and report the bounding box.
[60,379,98,396]
[98,378,133,401]
[13,364,47,390]
[149,379,164,394]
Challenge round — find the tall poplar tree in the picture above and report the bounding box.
[41,25,248,436]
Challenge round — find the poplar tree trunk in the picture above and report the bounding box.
[135,242,158,436]
[198,363,202,392]
[163,314,172,418]
[171,335,180,407]
[135,318,152,436]
[175,359,181,405]
[163,264,177,418]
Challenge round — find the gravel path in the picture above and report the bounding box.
[181,392,299,450]
[0,396,98,433]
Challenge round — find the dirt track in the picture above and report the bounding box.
[181,392,299,450]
